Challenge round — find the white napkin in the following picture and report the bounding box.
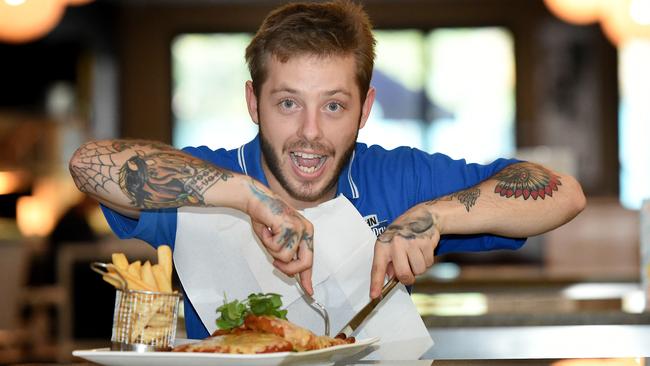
[174,195,433,359]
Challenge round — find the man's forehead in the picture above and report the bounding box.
[270,86,353,98]
[262,53,359,95]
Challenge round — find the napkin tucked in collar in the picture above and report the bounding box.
[174,195,433,359]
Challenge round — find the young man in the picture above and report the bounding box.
[69,0,586,339]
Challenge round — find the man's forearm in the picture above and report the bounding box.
[428,162,586,238]
[69,140,247,214]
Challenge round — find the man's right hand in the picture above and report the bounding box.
[244,179,314,294]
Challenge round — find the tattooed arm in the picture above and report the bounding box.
[369,162,586,298]
[69,140,316,293]
[432,162,585,237]
[68,140,241,215]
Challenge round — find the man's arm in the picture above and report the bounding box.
[68,140,240,217]
[431,162,585,238]
[69,139,316,293]
[370,162,586,298]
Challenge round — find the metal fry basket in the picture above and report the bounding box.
[91,262,181,352]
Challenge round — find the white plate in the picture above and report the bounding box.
[72,337,380,366]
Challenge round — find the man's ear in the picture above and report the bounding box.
[359,86,375,130]
[245,80,259,125]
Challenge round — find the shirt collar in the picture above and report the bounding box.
[336,148,360,200]
[237,134,268,186]
[237,134,361,201]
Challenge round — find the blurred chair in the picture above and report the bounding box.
[19,196,101,360]
[514,147,640,280]
[0,240,28,364]
[545,196,640,279]
[56,237,157,361]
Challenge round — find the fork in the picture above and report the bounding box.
[295,275,330,336]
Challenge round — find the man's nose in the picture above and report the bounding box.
[298,109,323,141]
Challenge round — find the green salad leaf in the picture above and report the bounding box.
[215,293,288,330]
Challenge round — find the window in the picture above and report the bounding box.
[172,28,516,164]
[171,33,255,149]
[365,29,515,163]
[619,40,650,209]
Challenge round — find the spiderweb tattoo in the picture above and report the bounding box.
[69,141,125,195]
[70,140,233,209]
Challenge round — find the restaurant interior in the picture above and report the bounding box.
[1,0,649,364]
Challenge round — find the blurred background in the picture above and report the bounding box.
[0,0,649,363]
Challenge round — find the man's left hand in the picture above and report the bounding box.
[369,204,440,299]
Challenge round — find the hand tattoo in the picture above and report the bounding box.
[249,180,293,216]
[249,181,310,251]
[70,140,233,208]
[278,228,299,250]
[301,232,314,251]
[493,162,561,200]
[378,209,436,244]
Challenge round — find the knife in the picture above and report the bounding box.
[336,277,400,338]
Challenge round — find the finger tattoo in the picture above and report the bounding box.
[301,232,314,251]
[378,213,435,244]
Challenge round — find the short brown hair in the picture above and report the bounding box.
[245,0,376,100]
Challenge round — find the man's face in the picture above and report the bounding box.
[246,54,375,209]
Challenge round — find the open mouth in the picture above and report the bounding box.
[290,151,327,175]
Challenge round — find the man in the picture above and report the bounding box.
[69,0,586,339]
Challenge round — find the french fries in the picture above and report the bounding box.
[112,253,129,271]
[96,245,179,348]
[157,245,172,285]
[102,273,122,288]
[141,261,158,291]
[128,260,142,279]
[101,245,174,293]
[153,264,172,293]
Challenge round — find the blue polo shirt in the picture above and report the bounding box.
[101,134,524,339]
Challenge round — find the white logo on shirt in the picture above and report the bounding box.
[363,214,387,238]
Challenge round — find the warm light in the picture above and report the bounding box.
[0,0,94,44]
[15,175,82,238]
[16,196,57,238]
[0,171,27,195]
[600,0,650,45]
[543,0,603,25]
[0,0,66,44]
[544,0,650,46]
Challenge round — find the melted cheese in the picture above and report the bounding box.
[175,315,356,354]
[217,333,289,353]
[173,332,291,354]
[282,322,315,351]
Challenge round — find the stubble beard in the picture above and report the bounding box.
[259,120,359,203]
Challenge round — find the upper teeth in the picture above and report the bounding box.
[291,152,325,174]
[293,152,322,159]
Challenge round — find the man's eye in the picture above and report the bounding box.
[326,102,342,112]
[281,99,296,109]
